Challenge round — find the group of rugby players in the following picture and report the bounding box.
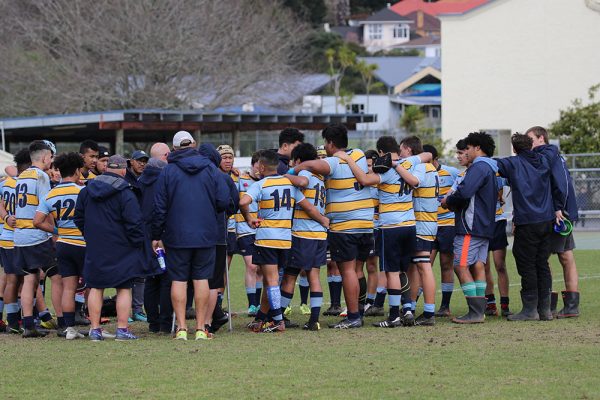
[0,123,580,340]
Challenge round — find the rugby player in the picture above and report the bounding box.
[276,128,304,175]
[79,139,99,184]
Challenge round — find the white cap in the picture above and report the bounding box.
[173,131,194,147]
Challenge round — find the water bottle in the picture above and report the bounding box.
[156,248,166,272]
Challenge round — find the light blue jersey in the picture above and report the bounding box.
[14,167,52,247]
[413,163,439,241]
[377,155,421,229]
[437,165,460,227]
[37,182,85,247]
[0,176,17,249]
[292,170,326,240]
[495,175,508,222]
[235,173,259,238]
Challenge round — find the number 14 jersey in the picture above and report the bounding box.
[37,182,86,247]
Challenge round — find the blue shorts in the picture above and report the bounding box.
[56,242,85,278]
[453,234,489,267]
[0,247,24,276]
[253,246,289,267]
[226,232,239,255]
[14,239,57,275]
[328,232,374,263]
[433,226,455,254]
[237,235,256,257]
[378,226,416,273]
[489,220,508,251]
[288,236,327,271]
[415,237,434,253]
[165,247,216,282]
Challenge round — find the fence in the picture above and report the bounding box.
[564,154,600,229]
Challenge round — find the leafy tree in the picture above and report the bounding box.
[350,0,390,14]
[371,48,421,57]
[282,0,327,26]
[400,105,448,156]
[326,45,357,111]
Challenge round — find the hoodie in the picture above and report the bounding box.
[446,156,498,239]
[534,144,577,221]
[74,172,145,288]
[151,147,232,248]
[496,150,555,226]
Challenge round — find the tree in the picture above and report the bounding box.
[400,105,448,156]
[0,0,308,116]
[283,0,327,26]
[326,45,357,112]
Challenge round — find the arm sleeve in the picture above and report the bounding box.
[214,169,233,213]
[549,156,568,211]
[446,164,484,209]
[245,180,262,203]
[121,190,145,247]
[225,174,239,216]
[293,186,305,203]
[412,163,426,188]
[74,189,87,234]
[36,197,51,215]
[151,170,168,240]
[37,172,51,200]
[324,157,339,176]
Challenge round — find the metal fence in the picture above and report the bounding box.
[564,154,600,229]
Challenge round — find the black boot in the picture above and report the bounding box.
[557,291,580,318]
[550,292,558,317]
[537,289,553,321]
[507,291,539,321]
[451,296,485,324]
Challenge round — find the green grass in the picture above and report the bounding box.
[2,250,600,399]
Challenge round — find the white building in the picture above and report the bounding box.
[359,7,413,52]
[440,0,600,155]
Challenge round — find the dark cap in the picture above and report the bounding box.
[98,146,110,159]
[107,155,128,169]
[131,150,149,161]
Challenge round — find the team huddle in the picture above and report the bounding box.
[0,124,580,341]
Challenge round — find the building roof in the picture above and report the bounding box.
[404,10,441,31]
[359,56,441,88]
[360,7,413,23]
[391,0,490,17]
[392,35,440,48]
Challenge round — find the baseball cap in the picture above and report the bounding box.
[217,144,234,157]
[131,150,149,161]
[98,146,110,159]
[107,155,128,169]
[173,131,194,148]
[316,145,326,157]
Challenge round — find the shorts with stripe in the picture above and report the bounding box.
[14,239,57,275]
[453,234,489,267]
[378,226,416,273]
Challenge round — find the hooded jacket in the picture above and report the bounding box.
[534,144,577,221]
[496,150,555,226]
[446,157,498,239]
[124,167,142,200]
[138,162,166,276]
[74,172,145,288]
[198,144,240,245]
[151,147,232,248]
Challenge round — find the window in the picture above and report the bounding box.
[346,104,365,114]
[393,24,409,39]
[368,24,382,40]
[430,107,441,119]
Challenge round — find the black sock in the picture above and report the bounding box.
[374,291,386,308]
[441,291,452,308]
[309,292,323,323]
[366,297,374,305]
[255,287,262,307]
[299,283,309,306]
[332,281,342,307]
[500,296,509,309]
[246,292,255,308]
[57,316,65,328]
[390,306,400,320]
[486,293,496,304]
[358,277,367,306]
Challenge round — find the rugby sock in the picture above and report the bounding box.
[415,287,423,304]
[39,309,52,323]
[347,311,361,321]
[401,292,412,314]
[6,303,20,326]
[411,301,417,312]
[486,293,496,305]
[358,277,367,306]
[327,276,334,305]
[309,292,323,323]
[23,315,34,330]
[39,278,46,297]
[474,280,486,297]
[331,275,342,306]
[255,281,263,308]
[266,286,282,321]
[280,290,293,315]
[388,288,401,320]
[366,292,376,306]
[245,287,256,308]
[441,282,454,307]
[298,276,309,305]
[0,296,4,315]
[63,311,75,328]
[216,292,223,310]
[460,282,477,297]
[424,303,435,318]
[374,287,387,308]
[255,309,268,322]
[500,296,510,310]
[57,316,65,328]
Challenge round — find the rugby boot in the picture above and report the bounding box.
[452,296,486,324]
[210,313,230,332]
[537,289,553,321]
[507,291,539,321]
[557,291,580,318]
[329,318,363,329]
[550,291,559,317]
[372,317,402,328]
[283,316,299,329]
[74,311,90,326]
[303,321,321,331]
[323,305,343,316]
[22,328,48,338]
[415,314,435,326]
[364,306,385,317]
[434,305,451,318]
[485,303,498,316]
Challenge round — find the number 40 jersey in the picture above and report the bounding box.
[292,170,326,240]
[37,182,86,247]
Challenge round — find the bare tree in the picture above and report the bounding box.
[0,0,308,116]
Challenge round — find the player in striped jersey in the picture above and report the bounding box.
[14,140,59,338]
[34,152,87,339]
[236,152,262,316]
[337,136,430,328]
[240,150,328,333]
[79,139,99,185]
[290,124,374,329]
[0,149,31,334]
[217,145,240,266]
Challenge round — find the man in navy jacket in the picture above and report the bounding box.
[151,131,232,341]
[75,155,145,341]
[496,133,561,321]
[527,126,579,318]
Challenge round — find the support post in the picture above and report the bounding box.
[115,128,124,156]
[193,129,201,145]
[232,129,240,157]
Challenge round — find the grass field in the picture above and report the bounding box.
[2,250,600,399]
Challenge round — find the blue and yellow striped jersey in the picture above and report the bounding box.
[495,174,508,222]
[227,172,239,232]
[451,170,466,192]
[235,173,259,238]
[324,149,374,233]
[79,170,97,185]
[370,186,380,228]
[14,167,52,246]
[436,165,460,226]
[292,170,326,240]
[245,175,305,249]
[413,163,439,241]
[0,176,17,249]
[376,155,421,229]
[37,182,85,247]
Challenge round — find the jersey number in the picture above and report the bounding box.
[270,189,292,211]
[2,191,16,215]
[312,184,326,208]
[434,176,440,198]
[398,180,412,196]
[15,184,28,208]
[52,199,76,221]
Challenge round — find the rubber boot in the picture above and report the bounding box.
[550,291,558,317]
[507,291,539,321]
[451,296,486,324]
[557,291,580,318]
[537,289,553,321]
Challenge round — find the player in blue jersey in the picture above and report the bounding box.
[34,152,87,339]
[240,150,328,333]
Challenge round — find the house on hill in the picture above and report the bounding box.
[357,7,413,52]
[391,0,490,17]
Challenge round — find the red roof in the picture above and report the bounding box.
[391,0,490,17]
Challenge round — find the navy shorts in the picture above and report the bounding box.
[226,232,239,256]
[165,247,216,282]
[489,220,509,251]
[115,279,133,289]
[253,246,289,267]
[433,225,455,254]
[328,232,374,263]
[14,239,57,275]
[415,237,434,253]
[56,242,85,278]
[209,245,226,290]
[0,247,24,276]
[378,226,416,273]
[237,235,256,257]
[288,236,327,271]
